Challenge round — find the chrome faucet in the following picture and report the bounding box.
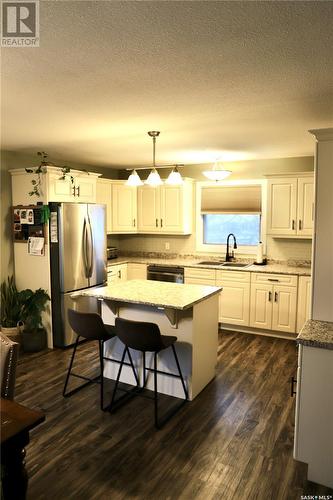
[225,233,237,262]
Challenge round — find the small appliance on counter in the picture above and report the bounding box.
[107,247,118,259]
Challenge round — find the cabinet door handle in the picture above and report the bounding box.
[156,218,158,227]
[268,278,279,282]
[268,291,272,302]
[160,218,163,228]
[72,186,76,196]
[118,270,121,278]
[299,220,302,230]
[292,219,295,230]
[274,291,278,302]
[290,376,297,397]
[133,218,136,227]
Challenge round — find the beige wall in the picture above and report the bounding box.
[118,155,314,261]
[0,150,120,282]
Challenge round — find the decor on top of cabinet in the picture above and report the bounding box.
[25,151,88,198]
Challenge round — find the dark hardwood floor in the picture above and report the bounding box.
[15,331,332,500]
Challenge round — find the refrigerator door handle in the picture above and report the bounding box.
[83,217,90,278]
[87,214,94,278]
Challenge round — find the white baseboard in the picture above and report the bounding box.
[219,323,297,341]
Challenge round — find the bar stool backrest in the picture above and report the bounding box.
[68,309,107,340]
[115,317,163,352]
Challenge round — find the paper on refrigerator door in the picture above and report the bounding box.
[28,237,45,256]
[50,212,58,243]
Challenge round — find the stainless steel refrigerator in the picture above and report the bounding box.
[49,202,107,347]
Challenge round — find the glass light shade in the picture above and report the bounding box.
[125,170,143,186]
[145,168,163,186]
[203,162,232,181]
[165,167,183,185]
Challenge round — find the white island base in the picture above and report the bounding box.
[101,294,219,401]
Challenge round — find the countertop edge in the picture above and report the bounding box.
[107,258,311,276]
[296,319,333,350]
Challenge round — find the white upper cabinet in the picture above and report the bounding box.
[297,177,314,236]
[267,178,298,236]
[96,179,112,233]
[10,167,99,205]
[137,185,160,232]
[137,180,193,234]
[111,182,137,233]
[267,173,314,238]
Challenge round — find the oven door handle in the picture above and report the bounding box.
[149,271,183,278]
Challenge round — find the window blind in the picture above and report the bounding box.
[201,185,262,214]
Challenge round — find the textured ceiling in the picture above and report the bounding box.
[1,1,333,168]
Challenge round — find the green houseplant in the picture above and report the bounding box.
[19,288,50,352]
[0,276,22,342]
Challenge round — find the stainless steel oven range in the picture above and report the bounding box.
[147,265,184,284]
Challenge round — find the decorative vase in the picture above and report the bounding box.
[1,326,21,345]
[21,328,47,353]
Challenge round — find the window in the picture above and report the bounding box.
[203,213,261,246]
[196,181,266,254]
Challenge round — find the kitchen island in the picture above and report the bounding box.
[78,280,221,400]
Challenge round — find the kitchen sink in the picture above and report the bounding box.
[197,261,224,266]
[196,261,251,268]
[221,262,250,268]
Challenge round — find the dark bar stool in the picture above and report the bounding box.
[110,317,188,429]
[63,309,139,411]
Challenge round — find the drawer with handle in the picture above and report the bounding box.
[251,273,298,287]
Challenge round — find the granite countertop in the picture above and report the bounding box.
[297,319,333,350]
[107,257,311,276]
[75,279,222,310]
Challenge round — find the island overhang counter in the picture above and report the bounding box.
[77,280,222,400]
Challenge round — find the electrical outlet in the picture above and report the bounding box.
[165,242,170,250]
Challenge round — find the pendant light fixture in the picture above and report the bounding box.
[165,165,183,185]
[202,161,232,181]
[125,169,143,186]
[145,131,163,186]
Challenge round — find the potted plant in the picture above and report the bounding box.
[0,276,22,343]
[19,288,50,352]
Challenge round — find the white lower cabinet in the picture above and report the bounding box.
[184,267,216,286]
[250,273,297,334]
[294,344,333,488]
[296,276,312,333]
[216,271,250,326]
[107,264,127,284]
[127,263,147,280]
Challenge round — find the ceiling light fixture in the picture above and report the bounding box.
[165,165,183,185]
[125,169,143,186]
[202,161,232,181]
[145,131,163,186]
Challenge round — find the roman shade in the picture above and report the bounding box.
[201,185,262,214]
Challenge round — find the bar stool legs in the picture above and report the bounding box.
[110,344,188,429]
[63,338,139,412]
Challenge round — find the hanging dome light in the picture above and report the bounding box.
[125,169,143,186]
[166,165,183,185]
[144,131,163,186]
[203,162,232,181]
[145,167,163,186]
